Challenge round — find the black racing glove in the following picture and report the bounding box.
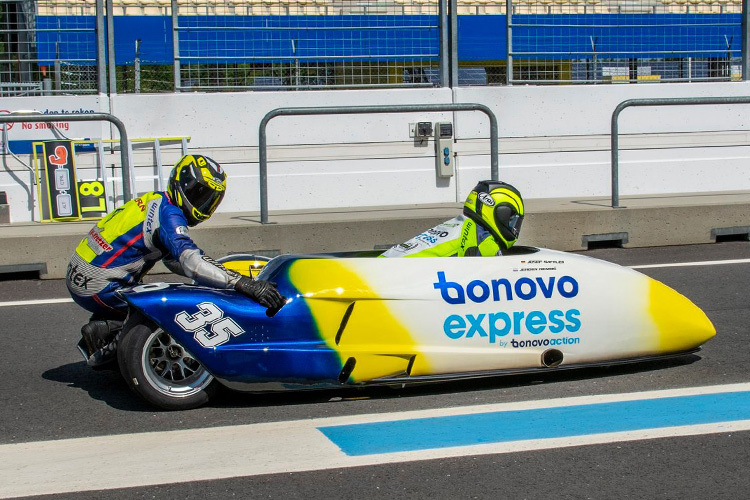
[234,276,286,315]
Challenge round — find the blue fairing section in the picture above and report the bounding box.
[119,262,344,386]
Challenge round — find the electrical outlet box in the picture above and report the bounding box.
[417,121,433,138]
[410,121,433,139]
[434,122,453,177]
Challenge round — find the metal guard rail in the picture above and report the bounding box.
[611,96,750,208]
[0,112,134,202]
[259,103,499,224]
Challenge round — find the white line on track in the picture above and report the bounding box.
[0,298,73,307]
[0,257,748,309]
[3,383,750,499]
[629,258,750,269]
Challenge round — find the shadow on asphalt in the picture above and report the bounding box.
[41,354,701,412]
[42,361,155,412]
[209,353,703,410]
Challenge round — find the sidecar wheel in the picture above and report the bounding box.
[118,323,218,410]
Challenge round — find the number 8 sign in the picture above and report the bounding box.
[77,180,108,218]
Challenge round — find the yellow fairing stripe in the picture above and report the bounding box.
[288,259,424,382]
[649,279,716,352]
[222,259,267,278]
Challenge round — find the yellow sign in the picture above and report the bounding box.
[33,136,191,223]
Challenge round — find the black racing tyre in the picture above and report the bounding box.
[118,315,218,411]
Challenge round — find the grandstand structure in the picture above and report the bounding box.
[0,0,745,93]
[31,0,748,16]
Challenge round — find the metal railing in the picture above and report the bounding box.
[610,96,750,207]
[258,103,499,224]
[0,112,134,202]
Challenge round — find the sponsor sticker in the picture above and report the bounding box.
[175,302,245,348]
[433,271,583,347]
[66,262,93,289]
[87,227,113,254]
[478,192,495,207]
[144,201,159,234]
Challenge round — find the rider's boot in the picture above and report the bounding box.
[80,319,124,362]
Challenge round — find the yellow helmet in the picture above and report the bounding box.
[463,181,524,250]
[168,155,226,226]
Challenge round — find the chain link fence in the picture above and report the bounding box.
[0,0,99,95]
[173,0,440,90]
[500,0,743,84]
[0,0,744,92]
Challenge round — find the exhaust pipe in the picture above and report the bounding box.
[542,349,564,368]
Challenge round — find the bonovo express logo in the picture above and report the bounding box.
[433,271,582,346]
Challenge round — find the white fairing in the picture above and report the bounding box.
[286,248,716,380]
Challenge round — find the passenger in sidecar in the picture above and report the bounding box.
[380,181,524,258]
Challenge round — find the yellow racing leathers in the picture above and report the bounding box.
[380,214,501,258]
[66,191,242,318]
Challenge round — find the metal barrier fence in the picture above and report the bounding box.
[258,103,498,224]
[0,112,134,201]
[0,0,104,95]
[505,0,746,84]
[0,0,746,91]
[173,0,443,90]
[610,96,750,207]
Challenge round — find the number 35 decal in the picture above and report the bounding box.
[175,302,245,348]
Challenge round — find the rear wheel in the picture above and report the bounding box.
[118,318,218,410]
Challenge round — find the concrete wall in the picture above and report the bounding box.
[2,81,750,223]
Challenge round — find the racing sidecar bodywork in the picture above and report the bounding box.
[119,247,715,396]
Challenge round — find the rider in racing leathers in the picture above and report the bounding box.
[380,180,524,258]
[66,154,284,363]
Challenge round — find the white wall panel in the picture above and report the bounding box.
[111,88,454,148]
[223,157,457,212]
[454,82,750,138]
[3,83,750,223]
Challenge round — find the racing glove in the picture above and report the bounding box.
[234,276,286,314]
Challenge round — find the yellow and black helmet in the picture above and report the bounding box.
[168,154,226,226]
[463,180,524,250]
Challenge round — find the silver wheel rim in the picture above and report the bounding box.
[141,328,213,398]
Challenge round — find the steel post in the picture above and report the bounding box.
[106,0,116,94]
[0,113,134,202]
[172,0,181,91]
[743,0,749,80]
[506,0,513,85]
[439,0,449,87]
[449,0,458,88]
[611,96,750,208]
[95,0,106,93]
[259,104,499,224]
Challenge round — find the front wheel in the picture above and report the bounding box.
[118,318,218,410]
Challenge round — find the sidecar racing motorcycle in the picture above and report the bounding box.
[95,246,715,410]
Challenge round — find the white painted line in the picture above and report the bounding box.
[0,257,744,310]
[0,298,73,308]
[2,382,750,499]
[630,258,750,269]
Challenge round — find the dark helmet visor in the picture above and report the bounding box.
[507,213,523,236]
[179,175,225,216]
[495,205,524,241]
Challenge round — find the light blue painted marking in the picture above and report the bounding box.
[319,391,750,456]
